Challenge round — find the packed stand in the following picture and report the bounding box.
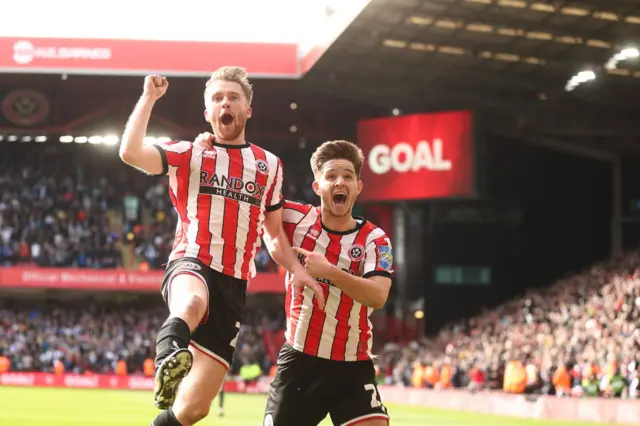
[0,145,127,269]
[0,143,318,271]
[378,251,640,399]
[0,299,284,377]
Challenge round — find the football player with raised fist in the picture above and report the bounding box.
[119,68,324,426]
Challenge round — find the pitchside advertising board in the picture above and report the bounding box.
[357,110,475,203]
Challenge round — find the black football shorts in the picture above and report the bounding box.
[263,343,389,426]
[160,256,246,369]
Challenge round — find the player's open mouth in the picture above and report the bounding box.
[220,113,233,125]
[332,193,347,205]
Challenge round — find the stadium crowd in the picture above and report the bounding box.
[0,143,314,379]
[0,147,124,269]
[0,143,316,271]
[0,299,280,377]
[381,251,640,399]
[2,247,638,399]
[2,144,639,399]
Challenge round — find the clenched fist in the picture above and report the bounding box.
[293,247,334,280]
[143,75,169,100]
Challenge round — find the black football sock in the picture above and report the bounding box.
[155,317,190,365]
[151,409,182,426]
[218,389,225,408]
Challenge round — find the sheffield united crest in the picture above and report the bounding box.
[255,159,269,174]
[348,244,365,262]
[1,89,50,126]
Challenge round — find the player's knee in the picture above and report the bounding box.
[174,400,210,424]
[171,293,206,330]
[168,275,208,329]
[181,293,206,319]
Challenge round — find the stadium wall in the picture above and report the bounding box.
[1,373,636,424]
[0,372,271,394]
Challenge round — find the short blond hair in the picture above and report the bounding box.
[311,140,365,177]
[205,66,253,104]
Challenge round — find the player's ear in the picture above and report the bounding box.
[246,106,252,119]
[356,179,363,195]
[203,109,208,121]
[312,180,320,196]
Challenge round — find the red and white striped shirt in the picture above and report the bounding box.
[283,200,394,361]
[154,140,283,280]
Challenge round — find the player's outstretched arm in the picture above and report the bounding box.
[293,247,392,310]
[119,75,168,175]
[263,209,326,309]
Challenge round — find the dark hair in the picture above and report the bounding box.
[310,140,364,177]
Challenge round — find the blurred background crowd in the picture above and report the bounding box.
[0,145,638,400]
[0,299,282,382]
[0,145,316,271]
[379,251,640,399]
[1,249,638,398]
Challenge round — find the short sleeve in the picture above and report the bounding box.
[362,233,394,279]
[282,200,313,224]
[153,140,193,176]
[265,159,284,212]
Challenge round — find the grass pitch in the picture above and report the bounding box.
[0,387,617,426]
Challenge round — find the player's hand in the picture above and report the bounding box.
[194,132,216,149]
[143,75,169,100]
[290,265,326,310]
[293,247,336,281]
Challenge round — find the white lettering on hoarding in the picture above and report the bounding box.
[13,41,111,65]
[128,376,154,390]
[0,373,35,386]
[21,270,59,283]
[126,273,162,285]
[368,140,452,175]
[14,268,162,289]
[60,272,115,284]
[64,375,100,388]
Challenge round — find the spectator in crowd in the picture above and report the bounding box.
[0,143,318,271]
[377,251,640,399]
[0,149,123,269]
[0,300,283,377]
[4,144,638,400]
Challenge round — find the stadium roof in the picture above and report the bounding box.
[3,0,640,155]
[305,0,640,154]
